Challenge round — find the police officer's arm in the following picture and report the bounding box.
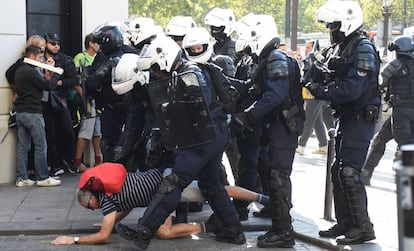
[51,211,116,245]
[313,40,378,104]
[246,51,290,119]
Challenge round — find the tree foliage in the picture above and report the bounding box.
[128,0,414,36]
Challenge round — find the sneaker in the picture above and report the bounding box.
[36,177,61,187]
[16,179,36,187]
[51,168,65,176]
[63,159,78,174]
[296,145,305,155]
[312,146,328,154]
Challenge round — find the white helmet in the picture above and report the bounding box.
[112,53,139,95]
[204,7,236,37]
[182,27,215,64]
[316,0,363,38]
[137,36,182,73]
[126,17,164,48]
[235,14,278,56]
[165,16,197,37]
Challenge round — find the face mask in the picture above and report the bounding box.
[211,31,227,42]
[330,30,345,44]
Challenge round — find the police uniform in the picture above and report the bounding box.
[308,32,380,244]
[130,59,245,249]
[235,37,304,248]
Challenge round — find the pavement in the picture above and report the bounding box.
[0,136,399,251]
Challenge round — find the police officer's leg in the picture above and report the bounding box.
[257,122,296,248]
[198,124,245,244]
[361,116,393,185]
[336,119,376,244]
[198,159,245,244]
[233,125,262,221]
[100,103,126,162]
[392,107,414,146]
[254,145,272,218]
[319,160,352,237]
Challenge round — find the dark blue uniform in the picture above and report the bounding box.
[308,33,380,244]
[132,60,245,249]
[240,38,304,248]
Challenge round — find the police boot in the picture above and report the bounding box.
[319,163,351,238]
[131,226,153,250]
[215,223,246,245]
[336,167,376,245]
[115,223,153,250]
[259,171,295,248]
[257,228,295,248]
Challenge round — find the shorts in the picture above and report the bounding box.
[78,116,102,140]
[180,180,205,203]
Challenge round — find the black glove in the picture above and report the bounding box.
[230,112,254,133]
[305,82,324,98]
[94,59,116,80]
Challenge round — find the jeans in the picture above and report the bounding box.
[16,112,49,181]
[298,99,328,147]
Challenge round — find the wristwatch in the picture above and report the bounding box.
[74,236,80,244]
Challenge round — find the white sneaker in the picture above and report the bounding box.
[16,179,36,187]
[36,177,61,187]
[312,146,328,154]
[296,145,305,155]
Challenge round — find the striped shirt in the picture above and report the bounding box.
[99,169,163,216]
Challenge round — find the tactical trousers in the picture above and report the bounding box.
[392,106,414,146]
[267,120,297,232]
[100,103,126,162]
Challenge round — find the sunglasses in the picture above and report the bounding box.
[48,41,60,46]
[87,194,94,210]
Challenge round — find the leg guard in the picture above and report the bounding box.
[269,169,293,233]
[336,166,375,244]
[361,134,387,184]
[319,162,351,237]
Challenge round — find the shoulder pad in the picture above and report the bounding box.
[381,59,403,86]
[266,49,288,80]
[356,38,379,73]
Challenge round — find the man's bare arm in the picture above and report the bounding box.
[51,211,116,245]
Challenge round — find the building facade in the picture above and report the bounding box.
[0,0,128,184]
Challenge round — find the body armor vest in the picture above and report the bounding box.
[388,58,414,106]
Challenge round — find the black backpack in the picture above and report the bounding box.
[202,63,239,114]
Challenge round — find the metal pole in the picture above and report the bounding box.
[382,7,390,57]
[323,128,335,221]
[395,144,414,251]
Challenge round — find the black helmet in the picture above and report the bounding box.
[388,35,414,57]
[93,25,123,55]
[44,33,61,43]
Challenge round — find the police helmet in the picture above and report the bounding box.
[204,7,236,38]
[165,16,197,37]
[211,54,236,77]
[235,13,278,56]
[136,36,182,73]
[182,27,215,64]
[126,17,164,49]
[316,0,363,39]
[388,35,414,57]
[112,53,139,95]
[93,25,123,55]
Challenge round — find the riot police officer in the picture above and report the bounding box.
[306,0,381,245]
[234,14,304,248]
[86,25,127,162]
[382,35,414,147]
[115,36,245,250]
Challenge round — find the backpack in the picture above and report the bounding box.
[78,162,127,197]
[203,62,239,114]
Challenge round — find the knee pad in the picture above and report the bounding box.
[339,166,360,189]
[158,173,180,194]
